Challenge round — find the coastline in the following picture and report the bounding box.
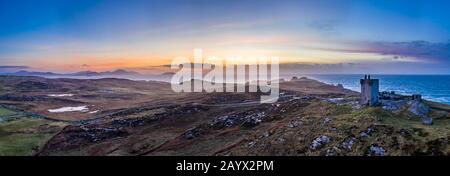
[304,74,450,105]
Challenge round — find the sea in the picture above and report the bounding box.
[304,74,450,105]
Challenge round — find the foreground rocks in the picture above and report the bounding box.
[369,144,386,156]
[310,136,331,150]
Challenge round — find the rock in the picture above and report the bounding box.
[325,98,344,104]
[262,132,270,138]
[359,127,374,138]
[242,112,265,127]
[184,133,194,140]
[247,141,256,148]
[242,118,261,127]
[310,135,331,150]
[326,147,338,156]
[336,84,344,89]
[341,137,356,151]
[369,144,385,156]
[211,115,238,128]
[287,119,302,128]
[277,138,285,143]
[212,110,267,129]
[183,127,203,140]
[360,132,368,138]
[111,118,145,127]
[323,117,332,124]
[408,100,429,117]
[77,126,128,143]
[381,100,405,111]
[408,100,432,125]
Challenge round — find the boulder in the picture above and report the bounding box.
[408,100,429,117]
[369,144,385,156]
[381,100,406,111]
[408,100,432,125]
[310,135,331,150]
[341,137,356,151]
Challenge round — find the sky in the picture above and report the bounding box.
[0,0,449,74]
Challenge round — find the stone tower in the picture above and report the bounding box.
[360,75,379,106]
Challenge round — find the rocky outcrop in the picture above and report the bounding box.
[310,135,331,150]
[37,125,128,155]
[381,100,406,111]
[408,100,432,125]
[368,144,386,156]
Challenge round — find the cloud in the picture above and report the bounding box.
[361,41,450,62]
[277,61,449,74]
[0,65,30,72]
[0,65,29,69]
[311,40,450,63]
[278,62,361,74]
[308,21,337,32]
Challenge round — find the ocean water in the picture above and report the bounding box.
[305,75,450,105]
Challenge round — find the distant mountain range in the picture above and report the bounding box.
[4,69,143,77]
[0,69,177,82]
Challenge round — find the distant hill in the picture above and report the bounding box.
[2,69,143,77]
[68,69,142,77]
[0,69,178,82]
[12,70,61,76]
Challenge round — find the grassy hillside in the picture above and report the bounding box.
[0,118,66,156]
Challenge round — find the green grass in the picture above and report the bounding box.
[0,118,47,132]
[375,107,450,140]
[322,103,450,141]
[0,119,63,156]
[417,119,450,140]
[0,133,53,156]
[0,107,16,116]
